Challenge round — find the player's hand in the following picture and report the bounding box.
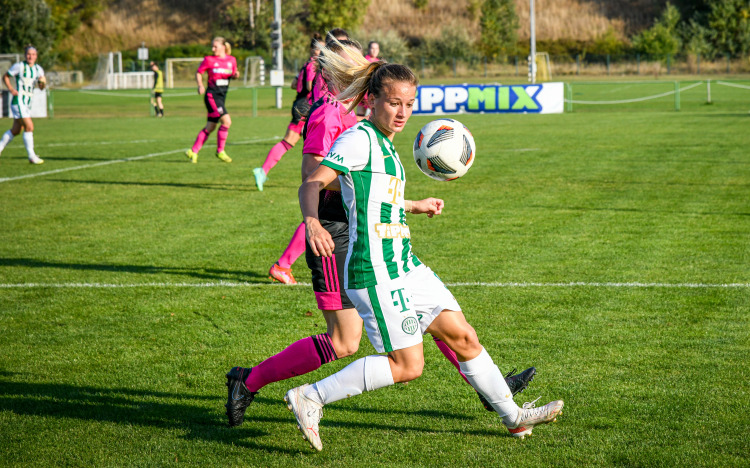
[197,85,205,95]
[305,218,335,257]
[409,198,444,218]
[37,76,46,90]
[232,70,240,79]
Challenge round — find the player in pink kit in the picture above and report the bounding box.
[185,37,239,164]
[265,29,351,285]
[253,34,322,192]
[223,38,536,430]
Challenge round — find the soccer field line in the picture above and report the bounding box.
[0,137,281,184]
[1,281,748,289]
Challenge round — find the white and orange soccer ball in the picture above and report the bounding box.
[412,119,476,181]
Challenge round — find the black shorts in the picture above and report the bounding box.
[204,91,228,123]
[291,97,311,124]
[306,219,354,311]
[153,92,163,98]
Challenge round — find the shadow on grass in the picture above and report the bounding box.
[0,377,301,454]
[48,178,254,192]
[0,376,503,453]
[0,257,268,283]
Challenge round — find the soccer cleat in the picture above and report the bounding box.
[284,384,323,451]
[477,367,536,412]
[269,263,297,285]
[28,155,44,165]
[185,149,198,163]
[506,398,564,439]
[224,367,258,427]
[216,150,232,163]
[253,167,267,191]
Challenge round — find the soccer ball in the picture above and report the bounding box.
[412,118,476,181]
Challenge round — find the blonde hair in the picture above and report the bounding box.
[213,37,231,55]
[318,38,418,113]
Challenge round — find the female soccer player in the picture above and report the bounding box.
[185,37,239,164]
[285,52,564,451]
[150,61,165,117]
[224,39,535,430]
[253,34,322,192]
[264,29,352,284]
[0,45,46,164]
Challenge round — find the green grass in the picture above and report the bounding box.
[1,83,749,466]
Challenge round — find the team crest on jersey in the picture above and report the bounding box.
[401,317,418,335]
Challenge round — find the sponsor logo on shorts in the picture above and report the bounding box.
[391,288,410,313]
[401,317,418,335]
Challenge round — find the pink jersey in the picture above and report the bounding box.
[309,72,329,104]
[197,55,237,94]
[364,55,379,62]
[297,59,317,95]
[302,97,358,157]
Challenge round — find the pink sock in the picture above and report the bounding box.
[262,140,293,174]
[433,336,471,386]
[245,333,337,392]
[277,222,305,269]
[191,129,210,153]
[217,125,229,153]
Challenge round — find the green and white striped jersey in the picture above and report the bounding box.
[321,120,422,289]
[7,61,44,107]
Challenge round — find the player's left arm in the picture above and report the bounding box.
[232,58,240,79]
[405,198,444,218]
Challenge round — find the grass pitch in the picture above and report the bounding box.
[1,84,748,467]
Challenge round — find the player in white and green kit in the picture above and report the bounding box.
[285,49,565,452]
[0,46,46,164]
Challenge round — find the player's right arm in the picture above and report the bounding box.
[299,164,340,257]
[195,57,208,95]
[3,66,18,96]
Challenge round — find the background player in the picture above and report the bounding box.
[0,45,46,165]
[185,37,239,164]
[253,34,322,192]
[150,61,165,117]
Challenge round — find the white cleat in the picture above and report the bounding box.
[506,397,564,439]
[284,384,323,451]
[29,155,44,165]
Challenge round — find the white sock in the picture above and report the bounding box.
[459,347,519,425]
[0,130,13,153]
[22,132,35,158]
[305,355,394,405]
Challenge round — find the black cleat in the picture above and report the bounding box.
[477,367,537,412]
[225,367,258,427]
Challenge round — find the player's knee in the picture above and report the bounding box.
[393,356,424,383]
[332,340,359,358]
[450,325,481,356]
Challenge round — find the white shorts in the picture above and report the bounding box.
[346,264,461,353]
[10,103,32,120]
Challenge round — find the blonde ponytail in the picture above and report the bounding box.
[318,37,418,114]
[212,37,231,55]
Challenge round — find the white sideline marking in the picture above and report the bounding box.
[1,281,748,289]
[0,149,186,183]
[0,137,280,184]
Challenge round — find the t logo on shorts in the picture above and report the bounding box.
[391,288,410,313]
